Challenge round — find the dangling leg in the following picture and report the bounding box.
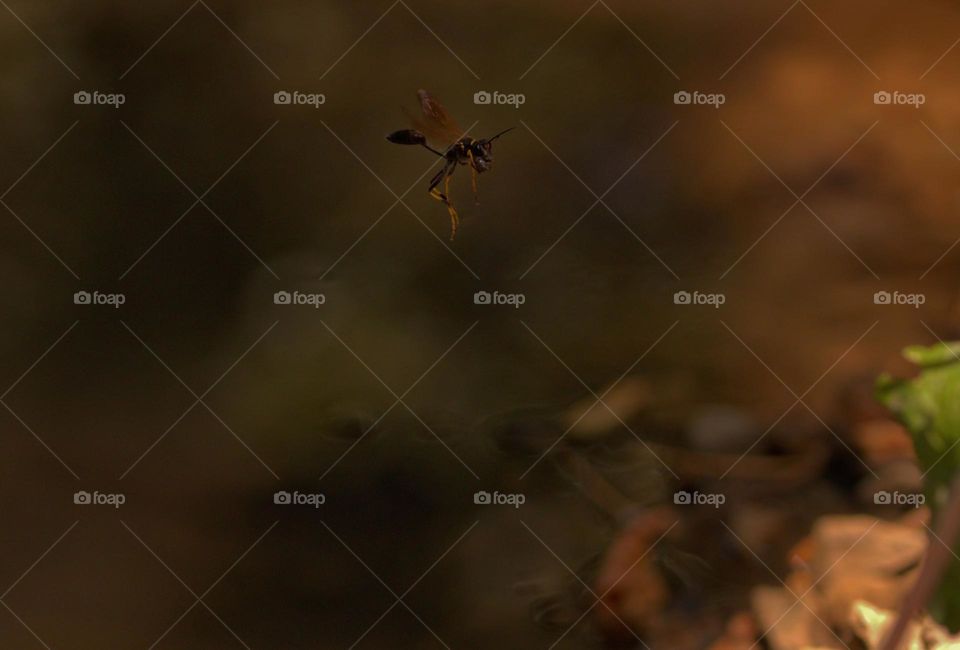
[443,166,459,240]
[467,151,479,205]
[428,161,459,240]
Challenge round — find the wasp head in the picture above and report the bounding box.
[472,127,514,173]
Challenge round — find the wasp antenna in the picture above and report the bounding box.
[487,126,515,142]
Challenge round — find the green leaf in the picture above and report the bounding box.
[877,342,960,630]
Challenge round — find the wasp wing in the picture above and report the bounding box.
[402,89,464,150]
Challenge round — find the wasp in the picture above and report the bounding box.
[387,89,513,240]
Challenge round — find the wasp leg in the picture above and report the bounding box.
[467,151,479,204]
[428,161,459,240]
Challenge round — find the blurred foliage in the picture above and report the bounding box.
[877,343,960,628]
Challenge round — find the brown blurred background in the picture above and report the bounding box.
[2,0,960,647]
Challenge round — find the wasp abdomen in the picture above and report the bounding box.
[386,129,427,146]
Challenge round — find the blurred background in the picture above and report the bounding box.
[2,0,960,647]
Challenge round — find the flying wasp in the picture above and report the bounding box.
[387,89,513,240]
